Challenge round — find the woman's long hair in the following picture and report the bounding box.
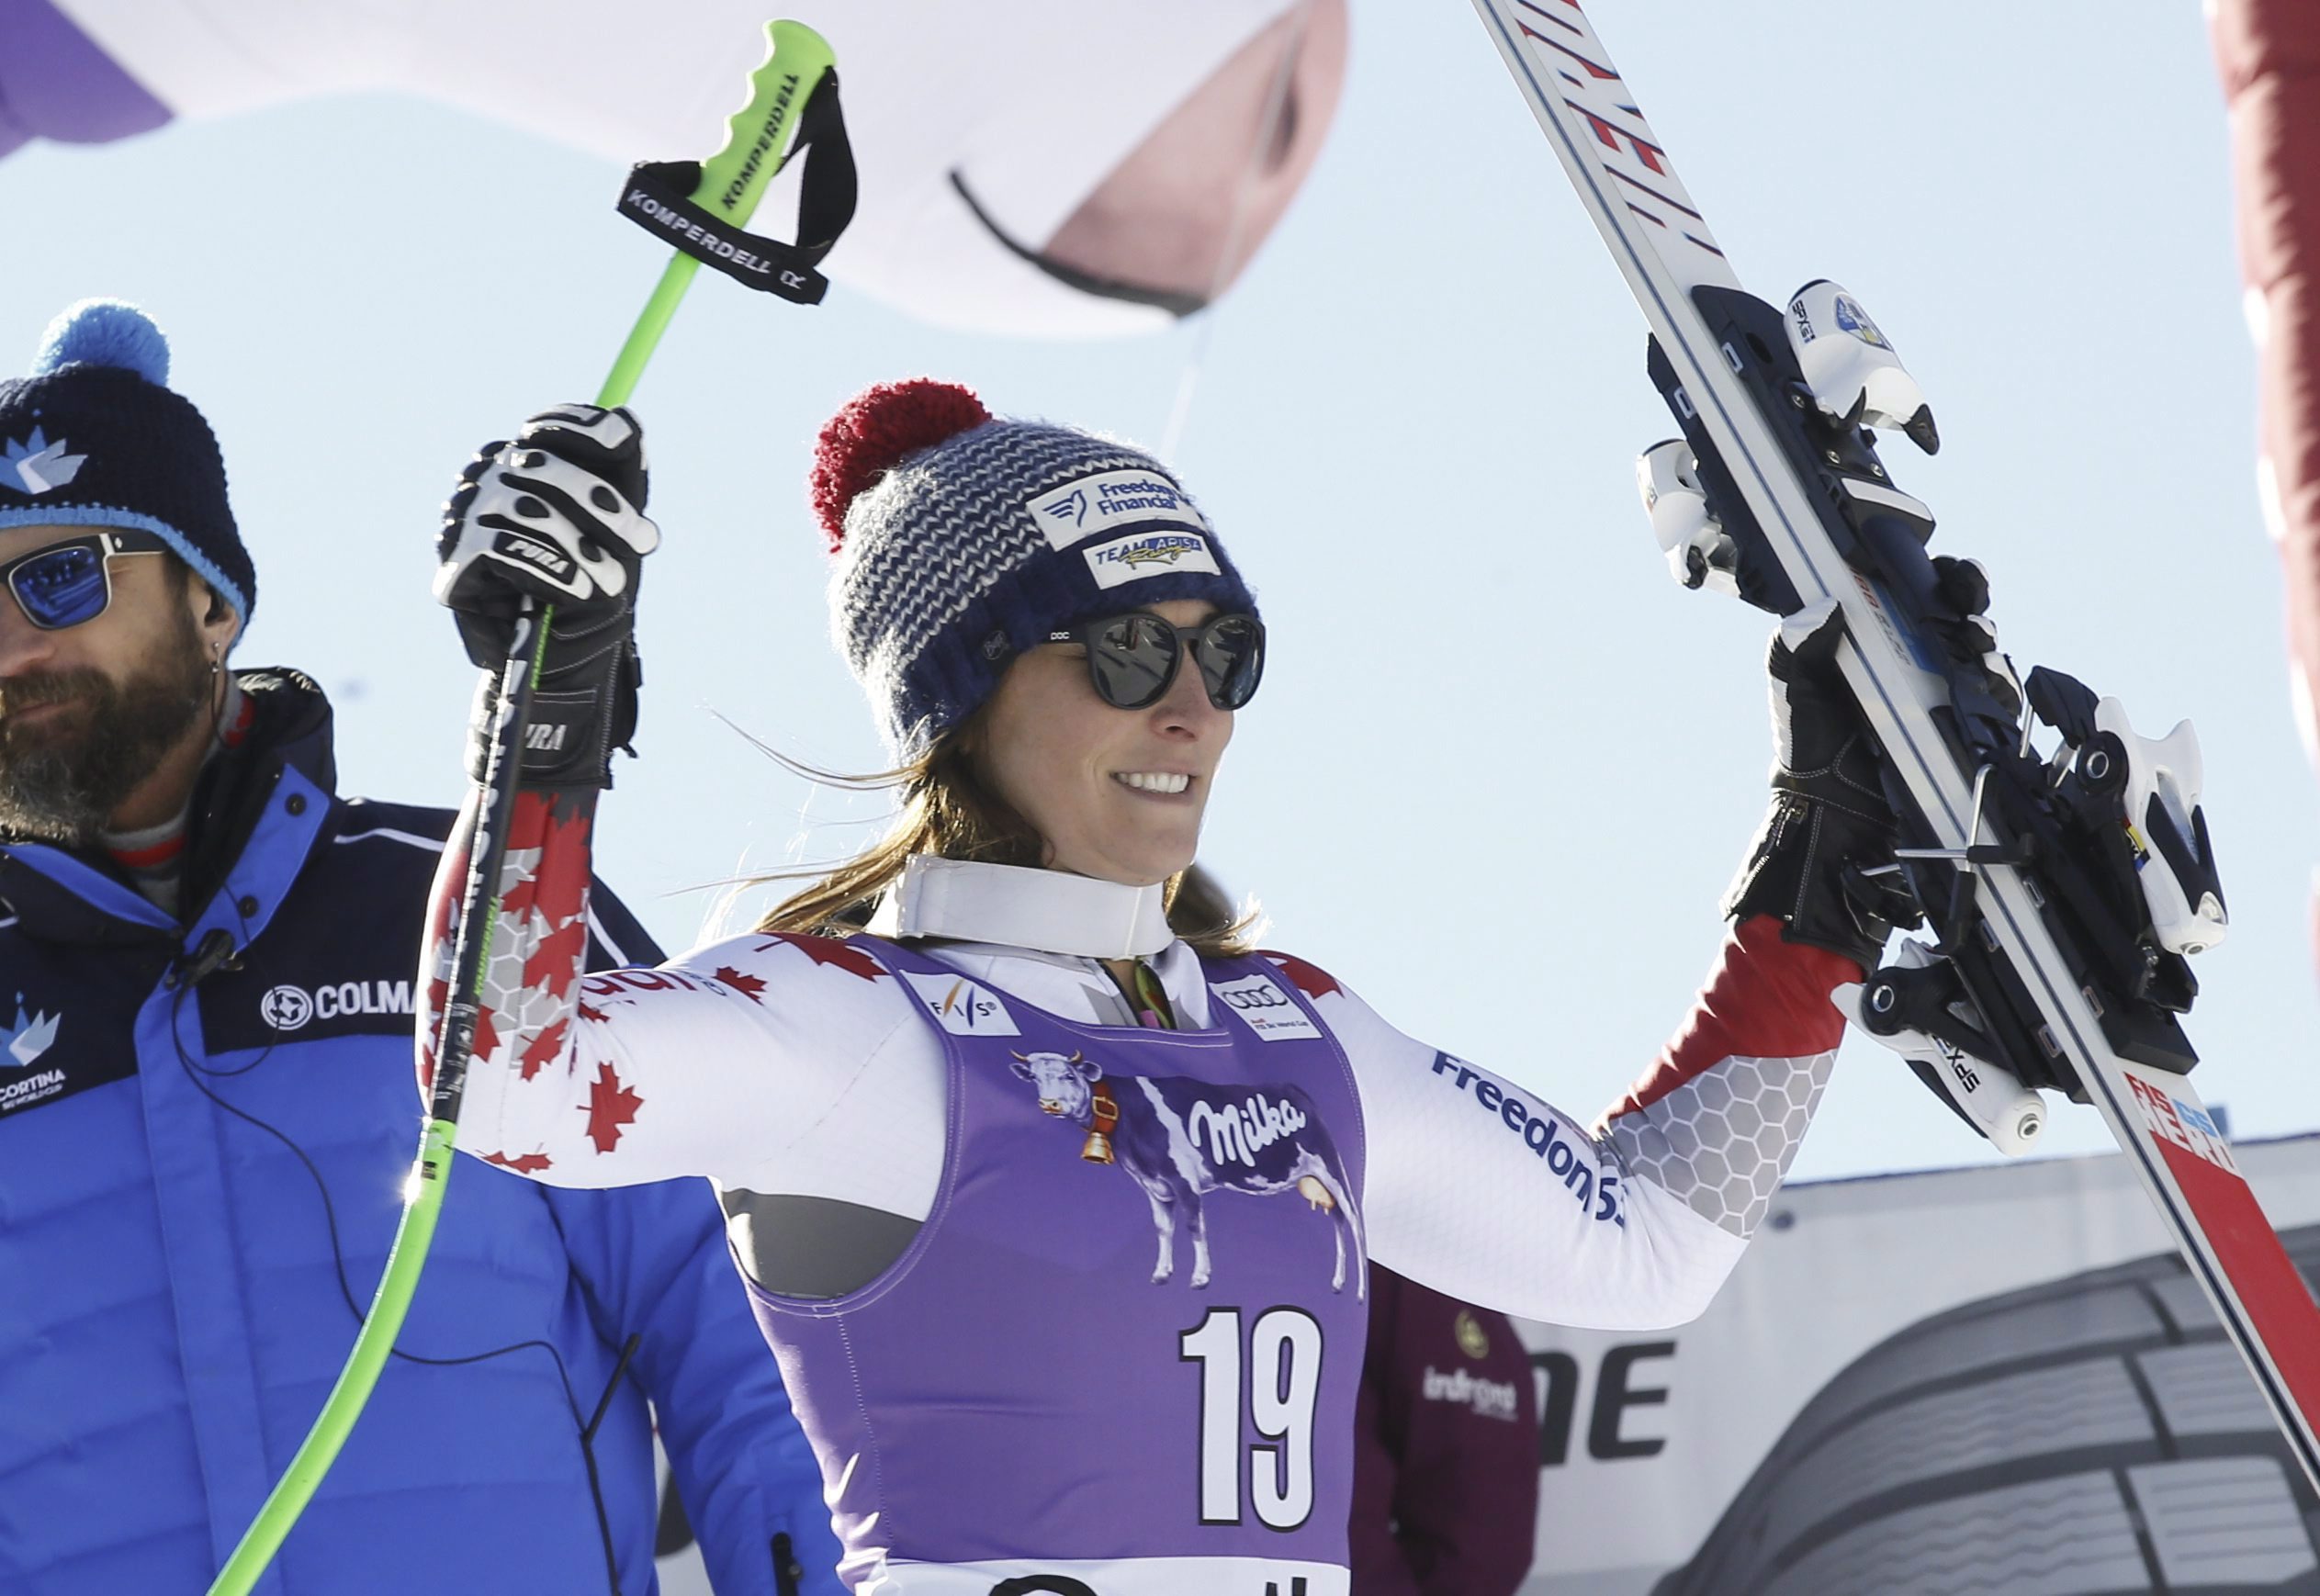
[755,711,1261,959]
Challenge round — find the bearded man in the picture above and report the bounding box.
[0,301,840,1595]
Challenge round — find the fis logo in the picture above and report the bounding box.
[1,994,60,1067]
[2,428,87,496]
[900,970,1019,1036]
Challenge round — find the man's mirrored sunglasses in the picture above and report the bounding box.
[1,530,170,631]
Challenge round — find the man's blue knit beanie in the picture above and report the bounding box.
[0,300,255,624]
[811,379,1257,759]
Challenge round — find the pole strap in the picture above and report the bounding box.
[614,72,856,305]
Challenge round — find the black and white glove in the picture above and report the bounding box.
[1725,558,2016,968]
[434,404,660,791]
[1723,601,1921,970]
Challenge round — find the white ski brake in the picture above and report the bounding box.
[1471,0,2320,1487]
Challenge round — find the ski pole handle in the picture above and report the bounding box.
[601,19,836,407]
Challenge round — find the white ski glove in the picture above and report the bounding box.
[434,404,660,790]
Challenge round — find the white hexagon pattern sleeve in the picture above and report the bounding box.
[1282,916,1857,1330]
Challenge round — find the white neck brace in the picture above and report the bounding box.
[869,856,1173,959]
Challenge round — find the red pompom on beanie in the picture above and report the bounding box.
[808,378,992,552]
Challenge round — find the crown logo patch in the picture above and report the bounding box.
[2,428,87,496]
[3,994,60,1068]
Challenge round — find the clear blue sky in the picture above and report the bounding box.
[6,1,2307,1181]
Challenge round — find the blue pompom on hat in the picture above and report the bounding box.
[0,300,254,624]
[811,379,1259,759]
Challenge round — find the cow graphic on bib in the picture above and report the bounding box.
[1009,1048,1365,1294]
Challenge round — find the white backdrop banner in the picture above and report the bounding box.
[1507,1132,2320,1596]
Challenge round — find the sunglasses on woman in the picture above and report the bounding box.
[1,530,170,631]
[1044,611,1266,712]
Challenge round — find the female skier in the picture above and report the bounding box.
[422,382,1910,1595]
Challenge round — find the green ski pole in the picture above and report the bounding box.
[202,24,841,1595]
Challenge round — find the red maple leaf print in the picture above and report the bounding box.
[1263,951,1342,1000]
[714,965,770,1003]
[754,932,886,982]
[533,914,591,1002]
[518,1018,569,1083]
[483,1150,555,1174]
[469,1006,502,1072]
[581,1062,644,1153]
[513,796,595,1003]
[578,999,610,1024]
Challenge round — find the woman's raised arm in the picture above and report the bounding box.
[1336,611,1931,1326]
[414,404,916,1190]
[1294,916,1854,1330]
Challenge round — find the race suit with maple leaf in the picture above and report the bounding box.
[420,791,602,1121]
[422,791,1859,1331]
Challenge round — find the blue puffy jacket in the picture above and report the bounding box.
[0,671,841,1595]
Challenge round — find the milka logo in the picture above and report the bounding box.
[1027,469,1211,551]
[1,994,59,1067]
[1188,1092,1308,1169]
[3,428,87,496]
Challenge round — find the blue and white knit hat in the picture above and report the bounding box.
[810,379,1257,759]
[0,300,254,623]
